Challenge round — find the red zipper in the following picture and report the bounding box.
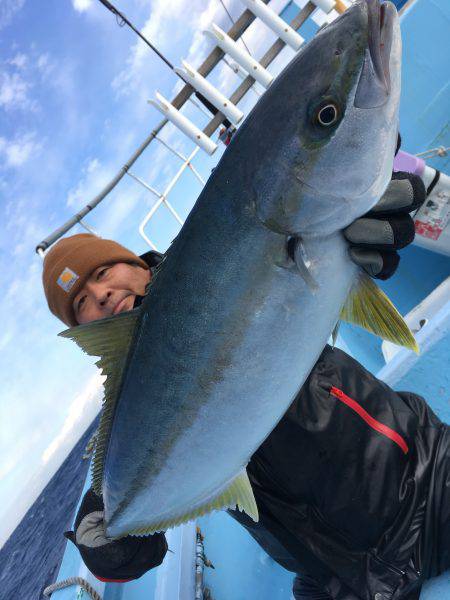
[330,386,409,455]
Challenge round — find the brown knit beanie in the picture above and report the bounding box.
[42,233,148,326]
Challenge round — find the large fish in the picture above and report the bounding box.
[62,0,416,538]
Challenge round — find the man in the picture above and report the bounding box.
[42,171,449,599]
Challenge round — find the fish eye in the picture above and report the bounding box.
[315,103,339,127]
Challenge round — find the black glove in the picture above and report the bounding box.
[64,489,168,582]
[345,170,425,280]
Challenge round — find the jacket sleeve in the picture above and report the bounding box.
[65,489,168,582]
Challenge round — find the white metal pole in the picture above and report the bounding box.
[139,209,161,251]
[163,198,185,226]
[188,97,215,119]
[130,173,184,225]
[187,162,206,186]
[79,220,99,236]
[155,136,188,162]
[148,93,218,155]
[204,24,273,88]
[154,137,205,184]
[127,171,161,198]
[162,147,200,197]
[310,0,337,13]
[240,0,304,50]
[138,147,200,249]
[175,61,244,125]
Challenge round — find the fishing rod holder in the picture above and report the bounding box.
[175,61,243,125]
[149,93,218,155]
[204,23,274,88]
[240,0,304,50]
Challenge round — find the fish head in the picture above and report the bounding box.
[251,0,401,235]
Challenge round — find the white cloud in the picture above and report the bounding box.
[41,372,104,465]
[11,219,44,257]
[0,71,36,111]
[0,430,42,481]
[9,260,39,294]
[0,456,19,481]
[37,53,49,70]
[183,1,224,68]
[112,0,223,98]
[72,0,93,12]
[0,366,101,546]
[66,157,113,208]
[0,330,13,351]
[0,0,25,31]
[36,52,55,80]
[139,0,186,50]
[0,132,42,168]
[8,52,27,69]
[87,157,100,173]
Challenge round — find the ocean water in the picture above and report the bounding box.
[0,417,99,600]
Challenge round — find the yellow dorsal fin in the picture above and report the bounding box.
[121,469,259,537]
[340,274,419,353]
[59,310,140,494]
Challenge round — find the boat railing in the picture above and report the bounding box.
[35,0,348,256]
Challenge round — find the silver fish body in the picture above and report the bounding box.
[90,0,402,537]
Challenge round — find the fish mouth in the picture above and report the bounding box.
[354,0,396,108]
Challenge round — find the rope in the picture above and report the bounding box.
[43,577,102,600]
[217,0,253,56]
[416,146,449,159]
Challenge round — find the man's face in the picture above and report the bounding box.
[73,262,151,325]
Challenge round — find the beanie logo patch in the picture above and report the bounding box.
[57,267,79,293]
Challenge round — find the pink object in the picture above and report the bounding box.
[393,150,425,176]
[415,220,442,240]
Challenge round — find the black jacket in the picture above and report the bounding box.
[136,252,449,597]
[228,344,448,599]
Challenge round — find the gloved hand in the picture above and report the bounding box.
[64,488,167,582]
[344,171,426,280]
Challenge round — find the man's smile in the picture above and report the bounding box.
[113,294,133,315]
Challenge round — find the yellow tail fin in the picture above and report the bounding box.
[340,274,419,353]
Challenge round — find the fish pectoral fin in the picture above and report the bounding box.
[292,237,319,292]
[331,321,341,347]
[126,469,259,537]
[340,274,419,353]
[58,309,140,360]
[59,310,140,494]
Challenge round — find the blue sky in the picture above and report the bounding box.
[0,0,340,545]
